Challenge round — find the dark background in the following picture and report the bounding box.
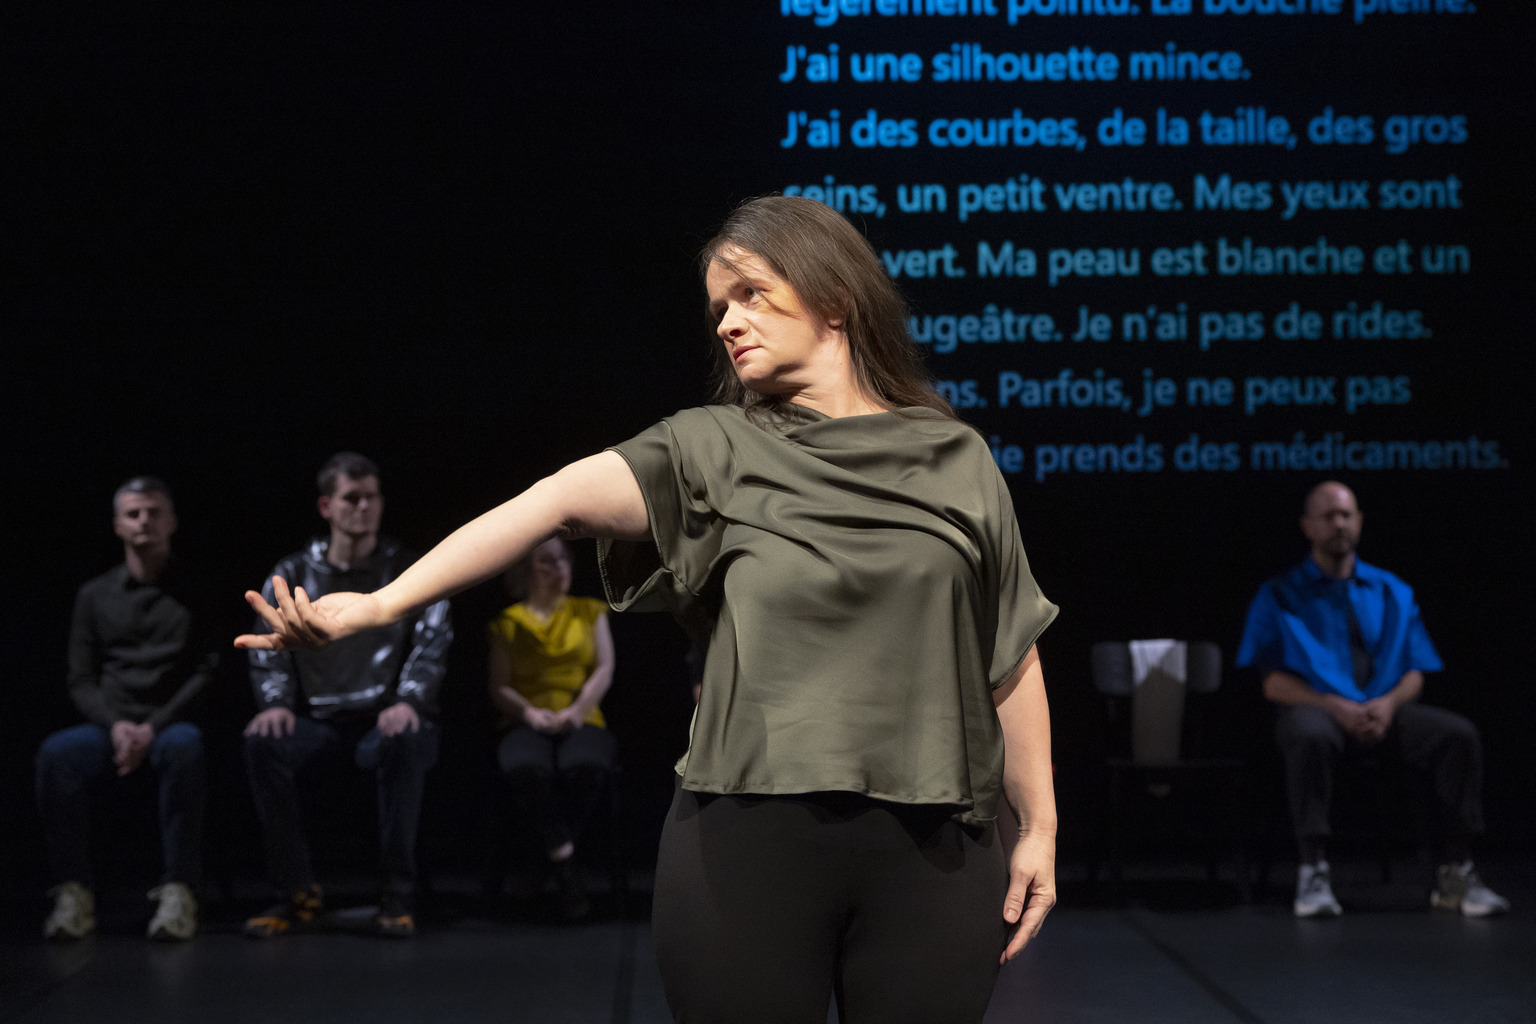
[3,5,1532,893]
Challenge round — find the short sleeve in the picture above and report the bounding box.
[1399,588,1444,673]
[598,412,728,619]
[1235,585,1280,669]
[574,596,608,627]
[486,608,518,649]
[988,470,1058,687]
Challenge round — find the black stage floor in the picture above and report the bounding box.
[3,859,1532,1024]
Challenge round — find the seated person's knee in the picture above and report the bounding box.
[359,724,436,772]
[153,725,205,768]
[243,729,290,763]
[1444,712,1482,753]
[1278,704,1341,745]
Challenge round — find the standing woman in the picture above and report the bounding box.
[487,537,617,917]
[239,196,1058,1024]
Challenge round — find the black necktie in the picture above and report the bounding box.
[1344,589,1374,690]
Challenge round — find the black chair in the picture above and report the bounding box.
[1088,640,1249,900]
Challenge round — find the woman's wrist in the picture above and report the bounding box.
[373,584,409,627]
[1014,801,1058,839]
[1017,821,1058,840]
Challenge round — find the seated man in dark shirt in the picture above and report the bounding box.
[1238,481,1508,918]
[242,452,451,939]
[36,477,215,941]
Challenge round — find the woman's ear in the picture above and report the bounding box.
[827,289,852,330]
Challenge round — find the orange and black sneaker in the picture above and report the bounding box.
[243,884,323,938]
[375,891,414,938]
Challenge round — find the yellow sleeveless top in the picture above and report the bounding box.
[486,595,607,729]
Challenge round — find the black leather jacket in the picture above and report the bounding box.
[247,537,452,719]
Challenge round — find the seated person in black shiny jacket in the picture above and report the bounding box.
[242,452,452,938]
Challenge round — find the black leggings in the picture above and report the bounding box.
[652,786,1007,1024]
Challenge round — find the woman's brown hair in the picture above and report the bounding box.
[700,195,956,420]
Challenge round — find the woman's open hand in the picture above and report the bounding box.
[234,575,388,651]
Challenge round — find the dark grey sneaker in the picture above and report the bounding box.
[146,882,197,941]
[1294,861,1342,918]
[1431,861,1510,918]
[44,882,96,940]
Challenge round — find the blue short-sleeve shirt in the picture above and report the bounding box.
[1236,557,1443,702]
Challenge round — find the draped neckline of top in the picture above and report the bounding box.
[520,596,568,625]
[768,402,953,449]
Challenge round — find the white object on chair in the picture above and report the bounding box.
[1128,639,1188,766]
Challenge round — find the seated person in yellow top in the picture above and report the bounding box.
[487,537,616,914]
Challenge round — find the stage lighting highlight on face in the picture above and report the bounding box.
[705,247,840,396]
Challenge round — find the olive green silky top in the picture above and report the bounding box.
[598,403,1057,824]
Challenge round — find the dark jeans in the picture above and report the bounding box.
[496,724,616,853]
[244,715,439,897]
[35,722,206,887]
[652,786,1007,1024]
[1275,702,1485,849]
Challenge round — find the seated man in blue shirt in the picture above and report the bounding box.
[1237,481,1507,918]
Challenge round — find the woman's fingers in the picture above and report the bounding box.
[1000,879,1029,962]
[271,577,325,648]
[1003,892,1052,962]
[231,578,327,650]
[232,579,375,650]
[270,576,301,628]
[235,590,289,649]
[246,589,288,633]
[1000,846,1056,963]
[1020,895,1053,938]
[292,586,329,641]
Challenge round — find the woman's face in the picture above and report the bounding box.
[529,538,572,597]
[705,247,842,395]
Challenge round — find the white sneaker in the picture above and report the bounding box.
[147,882,198,940]
[1431,861,1510,918]
[44,881,96,940]
[1294,861,1343,918]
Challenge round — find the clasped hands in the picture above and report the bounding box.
[111,720,154,776]
[1327,693,1397,745]
[522,705,585,736]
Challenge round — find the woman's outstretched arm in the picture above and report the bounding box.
[236,451,649,651]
